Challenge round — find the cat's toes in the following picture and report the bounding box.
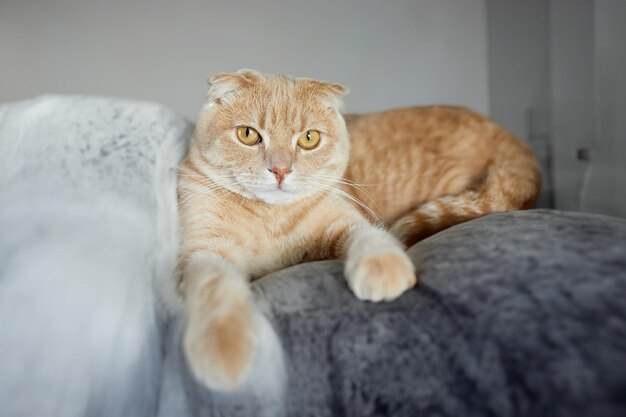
[183,297,254,391]
[346,251,417,302]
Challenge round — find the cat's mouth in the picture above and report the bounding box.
[253,188,297,205]
[236,174,302,205]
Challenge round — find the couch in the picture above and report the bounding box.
[1,96,625,417]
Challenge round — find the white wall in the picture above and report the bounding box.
[0,0,489,120]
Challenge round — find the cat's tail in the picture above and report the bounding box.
[391,130,541,247]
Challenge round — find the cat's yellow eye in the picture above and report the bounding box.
[297,130,321,150]
[236,126,261,145]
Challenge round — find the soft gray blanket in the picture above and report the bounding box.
[163,210,626,417]
[1,96,625,417]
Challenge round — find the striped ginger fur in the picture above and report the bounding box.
[177,70,541,392]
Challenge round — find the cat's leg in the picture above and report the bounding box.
[334,220,417,302]
[181,252,259,390]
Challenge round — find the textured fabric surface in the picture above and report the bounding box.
[0,96,191,417]
[168,209,626,417]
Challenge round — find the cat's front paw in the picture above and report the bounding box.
[183,281,255,391]
[345,251,417,302]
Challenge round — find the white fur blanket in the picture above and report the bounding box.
[0,96,190,417]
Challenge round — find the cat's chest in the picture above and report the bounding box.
[230,202,324,279]
[244,220,312,279]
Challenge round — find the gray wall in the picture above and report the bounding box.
[486,0,552,207]
[487,0,626,217]
[550,0,595,212]
[487,1,549,142]
[0,0,489,120]
[549,0,626,218]
[583,0,626,217]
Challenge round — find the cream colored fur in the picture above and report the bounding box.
[177,69,540,393]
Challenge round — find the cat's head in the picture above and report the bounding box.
[191,69,349,205]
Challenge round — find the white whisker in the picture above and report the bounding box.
[304,181,383,224]
[178,172,242,206]
[310,175,382,214]
[311,174,383,187]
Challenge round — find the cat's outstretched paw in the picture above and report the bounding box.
[345,251,417,302]
[183,280,255,391]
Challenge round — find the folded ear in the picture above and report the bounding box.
[206,69,263,105]
[318,81,349,98]
[302,79,349,109]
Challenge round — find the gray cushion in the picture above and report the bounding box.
[163,209,626,417]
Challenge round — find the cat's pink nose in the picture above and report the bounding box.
[269,166,292,186]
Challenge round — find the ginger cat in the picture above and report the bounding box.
[177,70,540,391]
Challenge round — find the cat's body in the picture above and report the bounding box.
[179,177,358,279]
[343,106,539,244]
[177,70,540,392]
